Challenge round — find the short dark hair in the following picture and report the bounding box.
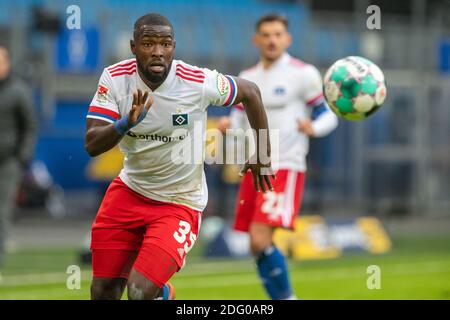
[256,14,288,31]
[133,13,174,38]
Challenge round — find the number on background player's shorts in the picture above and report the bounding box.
[233,170,305,232]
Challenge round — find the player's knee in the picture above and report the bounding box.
[90,279,124,300]
[250,234,273,255]
[127,281,160,300]
[127,270,160,300]
[249,224,274,255]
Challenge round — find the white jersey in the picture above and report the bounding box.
[230,52,338,172]
[87,58,238,211]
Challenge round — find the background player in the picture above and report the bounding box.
[85,13,274,300]
[219,14,338,299]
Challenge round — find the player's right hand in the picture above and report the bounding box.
[239,160,276,193]
[217,116,231,134]
[128,89,154,127]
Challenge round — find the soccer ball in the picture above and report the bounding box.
[323,56,387,121]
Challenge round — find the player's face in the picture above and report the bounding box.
[253,21,291,62]
[0,47,11,80]
[131,25,175,84]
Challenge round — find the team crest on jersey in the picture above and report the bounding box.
[96,85,109,104]
[216,74,230,96]
[172,113,189,126]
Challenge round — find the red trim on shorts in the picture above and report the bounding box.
[233,170,305,232]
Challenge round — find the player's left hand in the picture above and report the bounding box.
[217,116,231,134]
[239,160,275,193]
[297,119,315,136]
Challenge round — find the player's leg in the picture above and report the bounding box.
[250,222,294,300]
[91,278,128,300]
[233,171,257,232]
[127,276,175,300]
[90,249,138,299]
[127,244,179,300]
[247,222,280,299]
[127,201,201,300]
[89,177,147,299]
[249,170,305,300]
[233,172,283,298]
[0,159,20,268]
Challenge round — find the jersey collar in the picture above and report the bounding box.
[136,61,176,93]
[259,52,291,71]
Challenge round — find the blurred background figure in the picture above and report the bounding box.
[219,14,338,300]
[0,46,37,276]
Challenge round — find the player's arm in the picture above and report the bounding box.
[217,103,245,134]
[232,77,275,193]
[85,89,153,157]
[298,65,338,137]
[298,100,338,137]
[15,82,38,167]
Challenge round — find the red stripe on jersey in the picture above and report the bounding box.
[176,72,204,83]
[289,58,306,68]
[108,64,136,73]
[176,67,205,80]
[306,93,324,106]
[234,103,244,111]
[110,69,137,77]
[176,64,204,76]
[108,60,136,72]
[88,106,120,120]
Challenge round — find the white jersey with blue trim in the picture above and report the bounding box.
[87,58,237,211]
[230,52,337,172]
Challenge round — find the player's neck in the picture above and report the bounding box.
[137,68,167,91]
[260,54,284,70]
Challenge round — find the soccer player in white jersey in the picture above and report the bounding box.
[219,14,338,299]
[84,13,274,300]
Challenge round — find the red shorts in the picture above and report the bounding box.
[91,177,201,287]
[233,169,305,232]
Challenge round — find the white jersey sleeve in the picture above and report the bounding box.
[300,65,338,136]
[301,65,326,107]
[203,68,238,108]
[86,69,120,123]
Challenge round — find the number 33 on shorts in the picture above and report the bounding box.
[173,220,197,260]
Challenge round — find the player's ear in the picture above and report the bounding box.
[130,39,136,55]
[285,32,292,49]
[252,34,260,49]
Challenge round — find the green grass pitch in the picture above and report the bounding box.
[0,235,449,300]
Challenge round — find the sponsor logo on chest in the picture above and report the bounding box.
[172,113,189,126]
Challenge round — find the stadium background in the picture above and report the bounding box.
[0,0,449,299]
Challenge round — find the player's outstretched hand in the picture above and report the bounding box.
[113,89,153,135]
[128,89,154,127]
[297,118,315,137]
[239,160,276,193]
[217,116,231,134]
